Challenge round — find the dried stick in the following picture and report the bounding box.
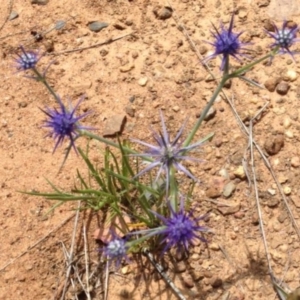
[0,0,13,34]
[142,249,186,300]
[0,213,75,272]
[50,32,133,56]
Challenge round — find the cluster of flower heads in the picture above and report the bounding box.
[204,13,300,69]
[102,198,209,266]
[15,14,300,267]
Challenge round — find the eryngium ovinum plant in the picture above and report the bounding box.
[16,14,299,271]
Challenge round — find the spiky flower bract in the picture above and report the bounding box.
[131,110,203,190]
[41,96,91,153]
[148,199,208,255]
[204,13,250,70]
[14,46,41,71]
[102,233,129,268]
[266,21,300,61]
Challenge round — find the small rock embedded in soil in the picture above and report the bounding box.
[264,135,284,155]
[203,107,216,121]
[182,274,194,288]
[291,156,300,167]
[172,105,180,112]
[31,0,48,4]
[88,21,109,32]
[153,6,173,20]
[276,81,290,95]
[9,11,19,20]
[138,77,148,86]
[103,115,126,136]
[283,69,298,82]
[120,64,134,73]
[283,186,291,195]
[217,202,240,215]
[174,261,186,273]
[223,181,236,198]
[264,77,280,92]
[125,105,135,117]
[233,165,246,180]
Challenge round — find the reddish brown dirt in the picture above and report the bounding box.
[1,1,300,299]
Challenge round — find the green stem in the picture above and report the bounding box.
[183,47,280,147]
[229,46,280,78]
[183,76,227,147]
[168,166,178,211]
[81,130,140,155]
[32,67,60,104]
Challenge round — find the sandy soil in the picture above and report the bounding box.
[1,0,300,299]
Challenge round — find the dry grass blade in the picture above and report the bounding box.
[60,202,81,300]
[248,119,273,277]
[83,223,92,300]
[227,96,300,242]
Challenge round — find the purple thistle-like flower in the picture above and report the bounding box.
[151,200,208,254]
[131,111,203,190]
[204,13,250,70]
[266,21,300,61]
[14,46,41,71]
[41,96,91,153]
[102,233,130,268]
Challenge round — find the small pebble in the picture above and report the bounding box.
[31,0,48,4]
[113,22,126,30]
[125,105,135,117]
[132,51,139,59]
[223,181,236,198]
[9,11,19,20]
[276,81,290,95]
[182,275,194,288]
[285,130,293,138]
[174,261,186,273]
[209,243,219,251]
[238,8,248,20]
[264,77,280,92]
[120,64,134,72]
[291,156,300,167]
[172,105,180,112]
[153,6,173,20]
[267,188,276,196]
[103,114,126,136]
[283,69,298,82]
[233,166,246,179]
[273,106,286,115]
[283,116,291,129]
[283,186,291,195]
[264,135,284,155]
[209,277,223,288]
[88,21,109,32]
[138,77,148,86]
[204,107,216,121]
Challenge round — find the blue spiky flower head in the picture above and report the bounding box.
[14,46,41,71]
[204,13,250,70]
[149,199,209,255]
[131,110,203,190]
[102,232,130,268]
[266,21,300,61]
[41,96,91,153]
